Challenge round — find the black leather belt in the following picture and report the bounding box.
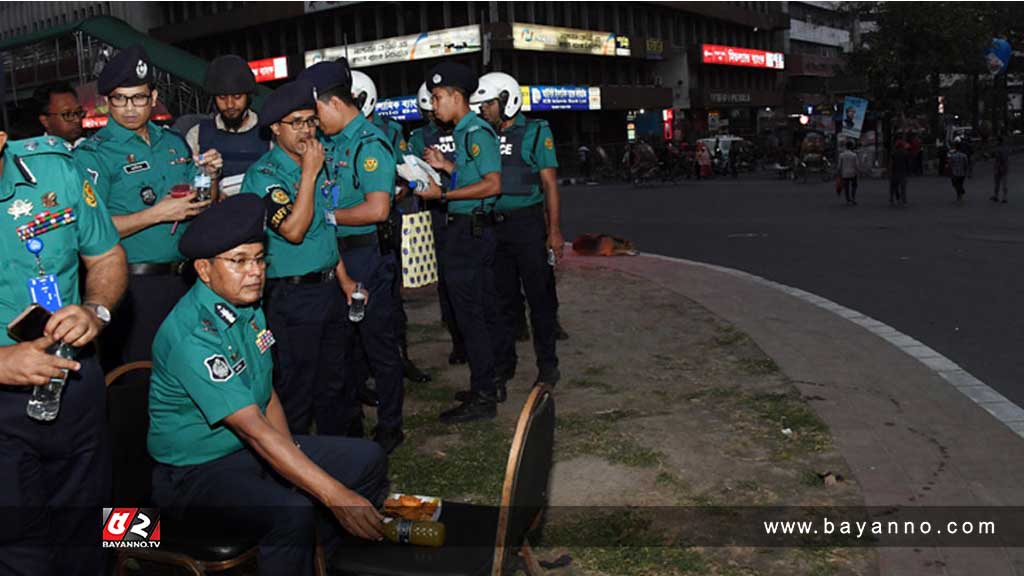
[128,262,186,276]
[337,232,378,253]
[268,268,337,285]
[446,212,495,226]
[493,202,544,224]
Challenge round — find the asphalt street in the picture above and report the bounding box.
[561,161,1024,407]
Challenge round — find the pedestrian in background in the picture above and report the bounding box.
[889,137,909,206]
[838,140,859,206]
[949,140,969,203]
[991,135,1010,204]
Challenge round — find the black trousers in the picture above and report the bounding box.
[99,272,191,372]
[264,279,348,436]
[0,352,109,576]
[493,207,558,380]
[152,436,388,576]
[438,218,497,394]
[430,206,462,351]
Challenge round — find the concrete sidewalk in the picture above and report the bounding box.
[565,250,1024,576]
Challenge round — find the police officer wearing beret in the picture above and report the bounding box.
[186,55,271,178]
[74,45,224,371]
[470,72,562,391]
[149,194,388,576]
[0,129,127,574]
[298,60,406,451]
[408,81,465,366]
[415,62,504,423]
[240,80,356,437]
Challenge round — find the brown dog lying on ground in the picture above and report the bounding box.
[571,234,637,256]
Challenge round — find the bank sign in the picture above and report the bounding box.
[375,96,422,122]
[513,23,629,57]
[305,25,481,68]
[701,44,785,70]
[520,85,602,112]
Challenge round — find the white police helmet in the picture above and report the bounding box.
[417,82,433,112]
[470,72,521,120]
[350,70,377,118]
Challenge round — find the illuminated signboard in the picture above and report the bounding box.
[701,44,785,70]
[248,57,289,83]
[520,85,602,112]
[512,23,620,56]
[376,96,422,122]
[305,25,481,68]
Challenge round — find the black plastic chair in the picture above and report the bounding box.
[329,385,556,576]
[106,361,259,575]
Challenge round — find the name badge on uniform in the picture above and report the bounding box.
[28,275,63,313]
[324,210,337,226]
[123,161,151,175]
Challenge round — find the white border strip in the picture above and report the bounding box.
[639,252,1024,438]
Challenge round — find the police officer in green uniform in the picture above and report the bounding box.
[0,130,127,575]
[149,194,388,576]
[470,72,562,389]
[240,79,355,437]
[414,62,503,423]
[74,46,223,370]
[350,70,431,384]
[299,60,406,452]
[408,82,465,366]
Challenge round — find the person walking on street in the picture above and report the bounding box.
[838,140,859,205]
[949,140,969,203]
[992,135,1010,204]
[889,138,910,206]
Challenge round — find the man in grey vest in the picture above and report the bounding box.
[186,55,271,179]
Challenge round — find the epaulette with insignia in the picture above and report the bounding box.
[8,136,73,158]
[75,133,108,152]
[257,162,275,175]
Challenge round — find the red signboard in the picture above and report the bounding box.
[701,44,785,70]
[248,57,289,83]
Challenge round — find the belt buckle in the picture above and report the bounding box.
[324,269,337,282]
[494,213,506,224]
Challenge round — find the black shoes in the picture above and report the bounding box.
[402,356,431,383]
[536,367,561,387]
[454,381,507,404]
[373,426,405,455]
[440,392,498,424]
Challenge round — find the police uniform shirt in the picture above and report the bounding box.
[371,114,407,160]
[449,111,501,215]
[0,136,120,346]
[324,113,396,238]
[494,115,558,212]
[74,119,198,264]
[240,146,339,278]
[148,280,273,466]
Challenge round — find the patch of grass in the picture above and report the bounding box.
[742,392,831,453]
[567,377,616,393]
[737,357,780,375]
[713,325,748,347]
[684,386,741,402]
[556,413,666,468]
[800,470,824,488]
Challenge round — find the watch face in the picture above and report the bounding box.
[91,304,111,323]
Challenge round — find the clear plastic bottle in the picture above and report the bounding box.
[26,343,75,422]
[349,283,366,323]
[193,171,212,202]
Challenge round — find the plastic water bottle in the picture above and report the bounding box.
[349,283,366,323]
[382,519,446,547]
[408,179,429,194]
[26,343,76,422]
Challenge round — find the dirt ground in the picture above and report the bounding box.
[389,258,878,576]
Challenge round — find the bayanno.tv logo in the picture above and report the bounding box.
[102,508,161,549]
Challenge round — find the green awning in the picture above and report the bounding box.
[1,16,272,107]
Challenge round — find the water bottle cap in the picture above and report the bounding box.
[409,180,417,189]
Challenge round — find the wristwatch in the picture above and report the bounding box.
[85,303,112,326]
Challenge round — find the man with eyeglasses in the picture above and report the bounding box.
[186,55,270,179]
[298,60,406,453]
[33,82,85,147]
[239,80,356,437]
[149,194,388,576]
[74,45,224,371]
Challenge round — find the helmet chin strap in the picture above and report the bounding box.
[498,90,511,121]
[355,92,368,116]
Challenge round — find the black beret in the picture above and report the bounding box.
[98,45,154,96]
[179,194,266,259]
[205,55,257,95]
[297,59,352,96]
[259,80,316,128]
[426,62,477,95]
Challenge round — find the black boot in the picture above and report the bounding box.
[536,367,561,388]
[454,380,507,403]
[440,391,498,424]
[373,426,405,454]
[401,340,431,383]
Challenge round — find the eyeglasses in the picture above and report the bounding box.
[47,108,86,122]
[278,116,319,130]
[213,255,269,272]
[108,92,153,108]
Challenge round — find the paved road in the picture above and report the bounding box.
[560,161,1024,407]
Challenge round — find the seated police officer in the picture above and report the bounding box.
[0,129,127,575]
[240,80,352,437]
[148,194,388,576]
